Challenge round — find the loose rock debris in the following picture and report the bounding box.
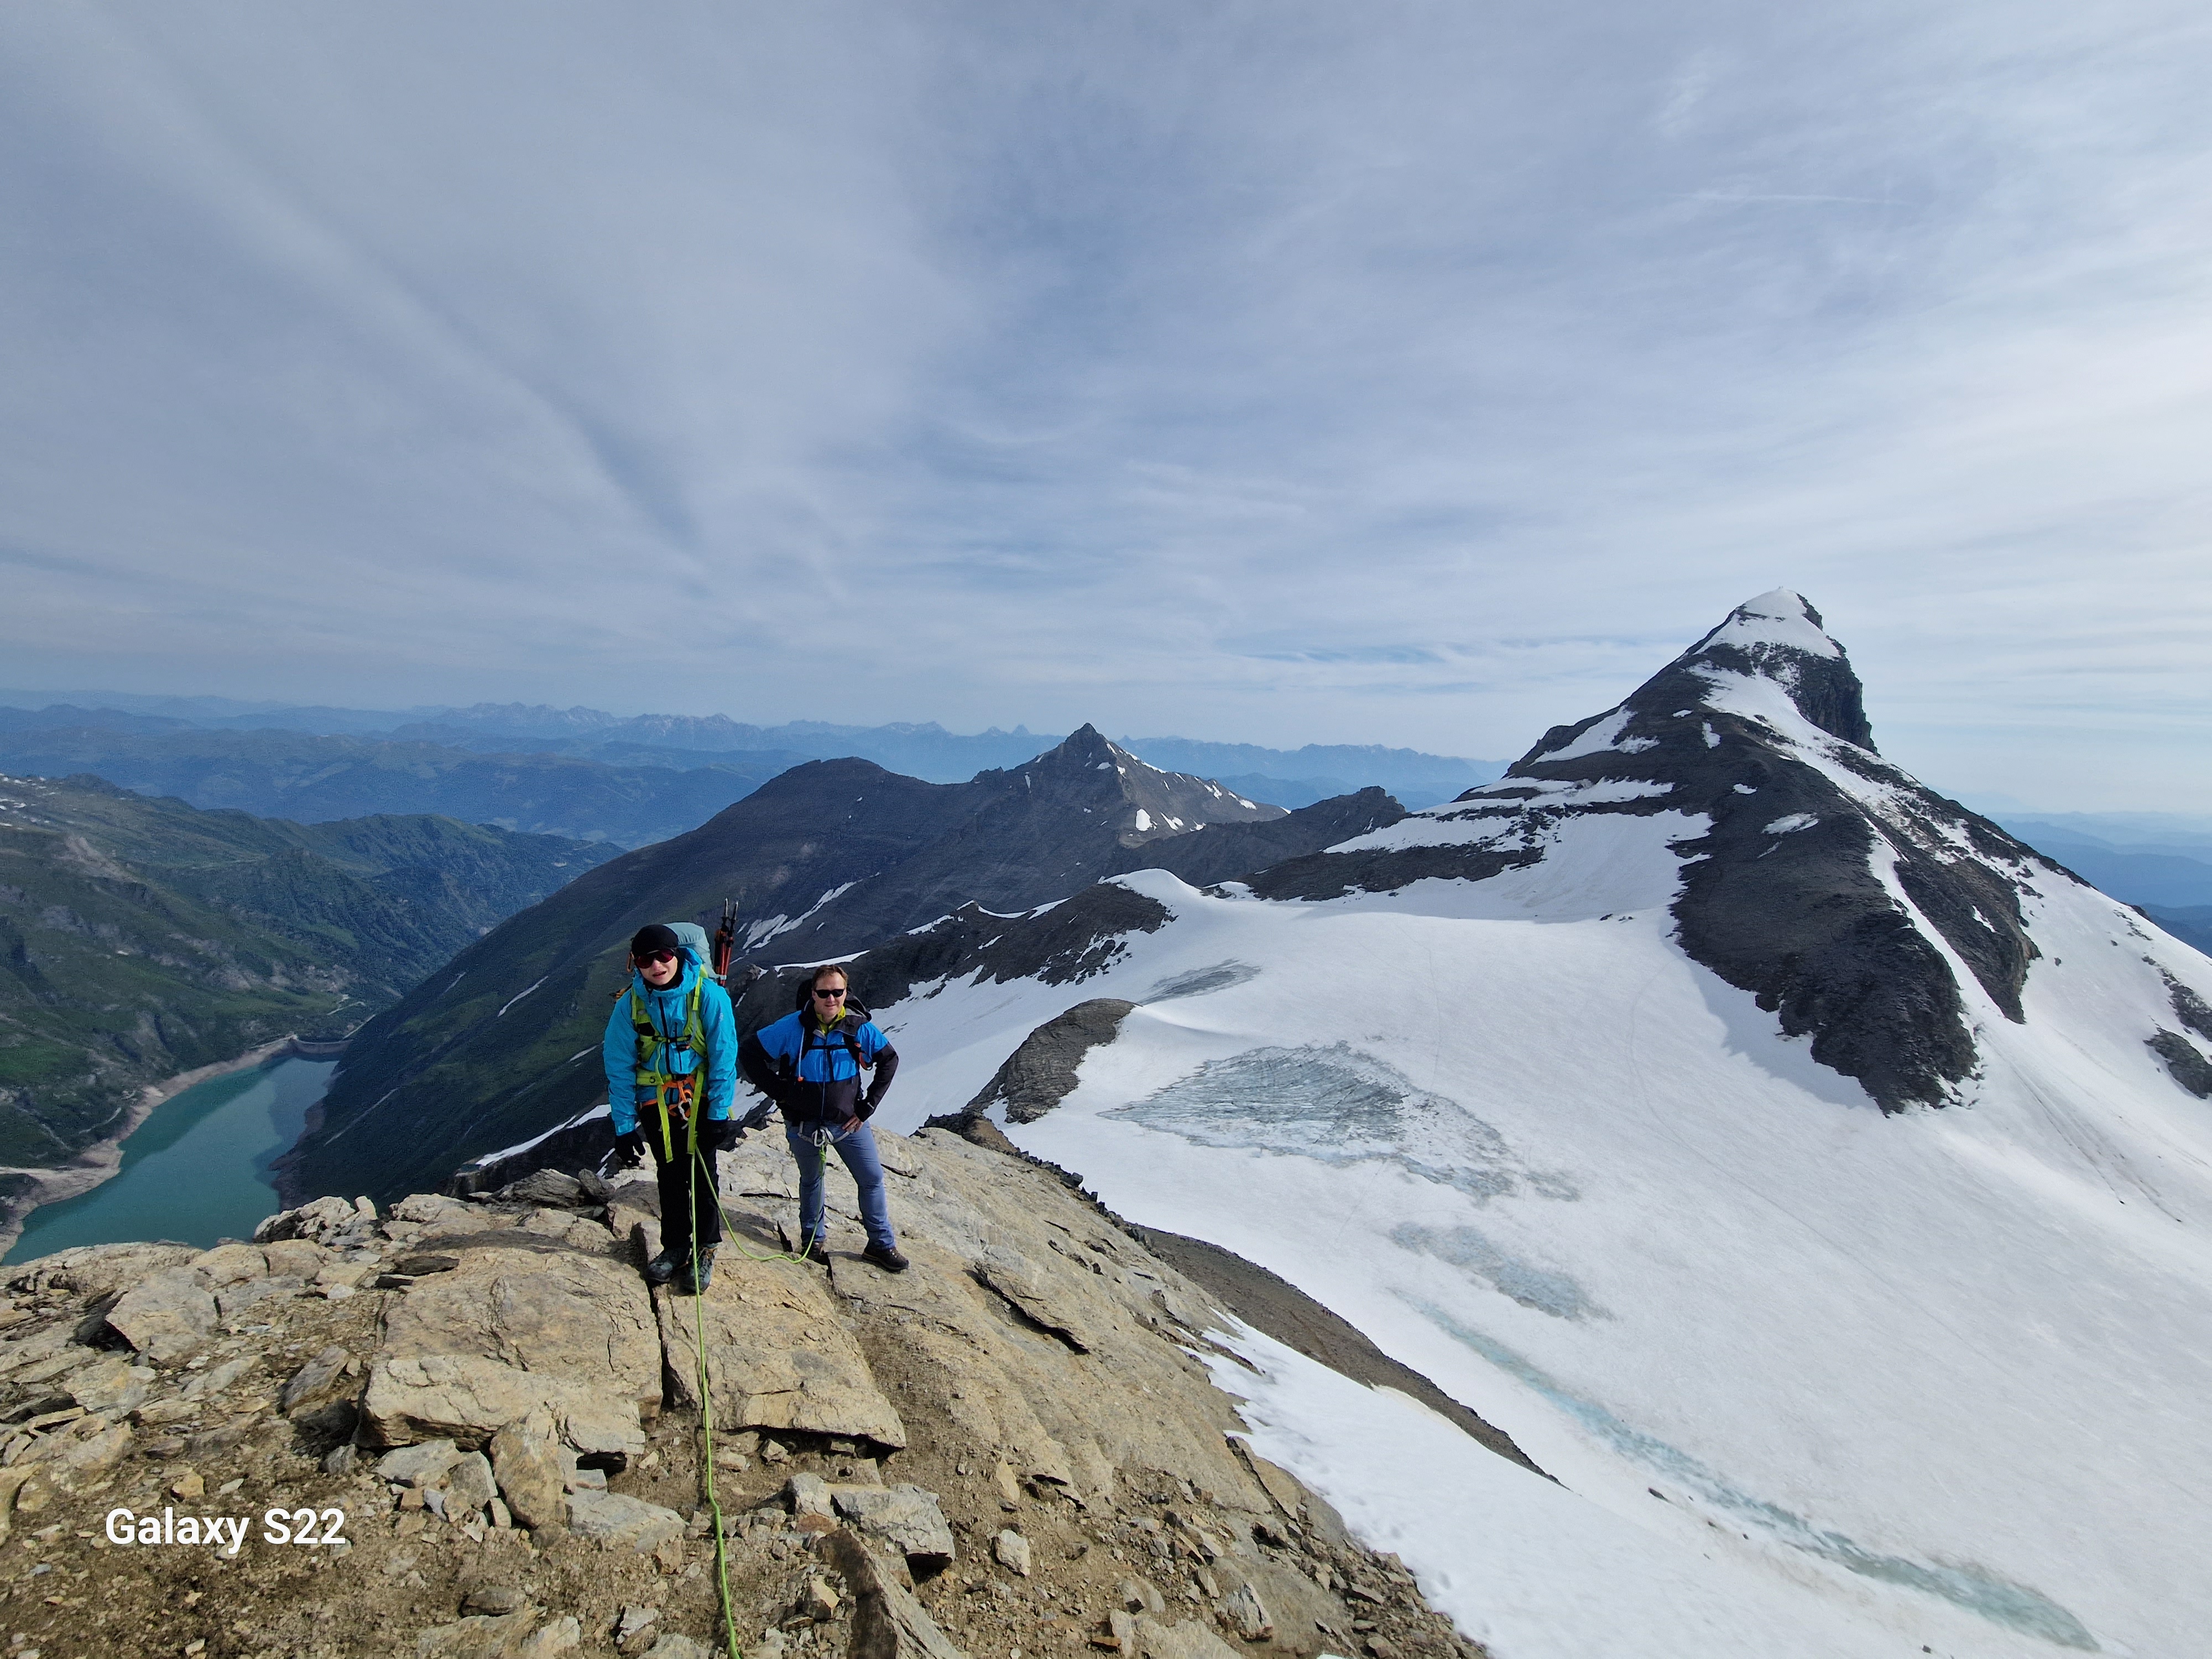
[0,1127,1488,1659]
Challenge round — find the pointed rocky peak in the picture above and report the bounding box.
[1504,590,1874,774]
[988,724,1287,846]
[1664,588,1876,752]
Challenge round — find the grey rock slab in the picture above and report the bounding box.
[1118,1578,1166,1615]
[448,1451,499,1511]
[217,1276,305,1324]
[992,1528,1031,1577]
[363,1355,644,1457]
[1133,1619,1243,1659]
[379,1439,464,1488]
[491,1405,570,1530]
[1222,1585,1273,1642]
[871,1130,921,1178]
[656,1228,906,1448]
[9,1344,101,1387]
[820,1527,970,1659]
[379,1244,661,1418]
[181,1355,255,1399]
[566,1488,685,1553]
[974,1244,1097,1353]
[643,1639,712,1659]
[784,1473,834,1519]
[882,1134,1269,1515]
[501,1169,585,1208]
[106,1266,219,1363]
[189,1243,270,1287]
[254,1196,357,1244]
[7,1241,196,1303]
[260,1239,328,1278]
[65,1354,149,1417]
[44,1419,135,1492]
[832,1484,955,1568]
[281,1344,356,1419]
[519,1618,582,1658]
[0,1323,76,1377]
[414,1609,542,1658]
[392,1193,502,1233]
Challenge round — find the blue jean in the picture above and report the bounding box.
[786,1120,896,1252]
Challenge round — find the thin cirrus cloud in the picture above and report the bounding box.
[0,0,2206,808]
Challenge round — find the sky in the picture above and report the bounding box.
[3,2,2209,809]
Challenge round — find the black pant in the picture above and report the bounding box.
[649,1123,722,1263]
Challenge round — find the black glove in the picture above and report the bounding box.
[738,1099,776,1134]
[615,1127,649,1166]
[704,1117,741,1153]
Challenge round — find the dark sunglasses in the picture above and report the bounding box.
[635,949,679,966]
[811,986,847,999]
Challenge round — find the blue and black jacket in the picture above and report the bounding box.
[739,1008,898,1126]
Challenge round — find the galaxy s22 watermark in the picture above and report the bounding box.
[104,1506,347,1556]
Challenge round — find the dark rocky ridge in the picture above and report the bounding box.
[1508,593,2058,1108]
[291,732,1388,1204]
[1426,592,2058,1109]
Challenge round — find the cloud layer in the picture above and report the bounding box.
[3,1,2207,807]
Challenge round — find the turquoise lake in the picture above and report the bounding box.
[4,1056,337,1264]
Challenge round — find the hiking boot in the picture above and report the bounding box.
[861,1243,909,1274]
[793,1234,829,1266]
[673,1251,715,1296]
[643,1251,680,1287]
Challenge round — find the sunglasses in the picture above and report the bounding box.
[811,986,848,999]
[636,950,679,966]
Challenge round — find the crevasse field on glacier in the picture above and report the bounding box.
[864,600,2212,1659]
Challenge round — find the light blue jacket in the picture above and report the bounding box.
[601,952,737,1135]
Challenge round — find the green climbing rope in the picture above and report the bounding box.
[684,1145,745,1659]
[676,1122,834,1657]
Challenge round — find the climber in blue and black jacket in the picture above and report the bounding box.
[603,922,737,1294]
[738,962,907,1272]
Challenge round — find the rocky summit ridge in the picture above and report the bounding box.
[0,1124,1489,1659]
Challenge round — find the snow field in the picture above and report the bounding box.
[872,851,2212,1656]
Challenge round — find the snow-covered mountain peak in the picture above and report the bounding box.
[1692,587,1841,660]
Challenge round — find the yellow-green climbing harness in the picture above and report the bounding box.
[633,980,708,1162]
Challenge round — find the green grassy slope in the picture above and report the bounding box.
[0,774,614,1171]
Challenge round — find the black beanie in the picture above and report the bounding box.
[630,923,681,958]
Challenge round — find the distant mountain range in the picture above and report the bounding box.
[0,774,613,1175]
[0,691,1503,822]
[0,715,803,849]
[283,728,1405,1203]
